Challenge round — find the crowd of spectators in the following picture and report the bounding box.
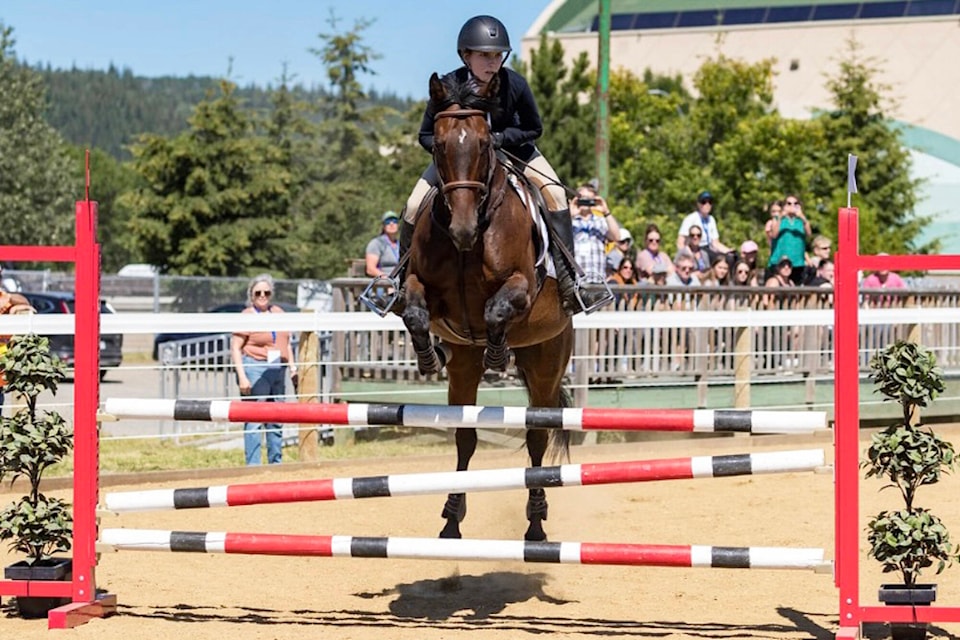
[601,190,851,299]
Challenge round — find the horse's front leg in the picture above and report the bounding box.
[401,275,441,375]
[439,344,485,539]
[483,273,530,371]
[524,428,551,541]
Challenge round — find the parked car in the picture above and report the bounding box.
[19,291,123,380]
[152,302,300,360]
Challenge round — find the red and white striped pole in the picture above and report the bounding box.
[98,529,826,571]
[104,449,825,513]
[103,398,827,434]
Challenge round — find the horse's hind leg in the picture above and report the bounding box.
[439,344,485,539]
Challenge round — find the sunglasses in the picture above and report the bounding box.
[620,265,634,270]
[736,269,749,275]
[253,290,273,298]
[785,200,799,206]
[678,266,693,272]
[689,233,702,238]
[647,237,660,243]
[383,218,399,224]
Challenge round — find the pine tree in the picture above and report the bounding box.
[0,25,75,249]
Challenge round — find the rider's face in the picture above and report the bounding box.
[464,50,505,84]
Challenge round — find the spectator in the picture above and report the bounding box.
[803,235,833,284]
[231,274,296,466]
[701,254,731,287]
[861,259,906,290]
[0,264,20,293]
[763,200,784,251]
[680,225,710,279]
[0,289,35,407]
[769,194,811,285]
[606,228,634,277]
[606,257,639,310]
[635,223,673,279]
[668,252,701,287]
[807,257,835,288]
[677,190,733,263]
[365,211,401,278]
[732,260,759,287]
[763,256,796,310]
[571,184,620,286]
[739,240,760,273]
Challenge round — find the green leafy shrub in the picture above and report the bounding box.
[0,334,73,564]
[862,340,957,587]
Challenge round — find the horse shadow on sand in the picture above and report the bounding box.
[92,570,934,638]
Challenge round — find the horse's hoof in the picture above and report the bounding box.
[524,525,547,542]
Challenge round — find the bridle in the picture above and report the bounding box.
[433,108,496,212]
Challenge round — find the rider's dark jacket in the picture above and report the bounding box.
[417,66,542,163]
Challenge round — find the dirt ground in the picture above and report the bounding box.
[5,428,960,639]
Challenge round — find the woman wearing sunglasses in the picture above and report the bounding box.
[231,273,295,466]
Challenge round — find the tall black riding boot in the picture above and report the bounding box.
[543,209,580,315]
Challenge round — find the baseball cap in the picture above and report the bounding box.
[618,228,633,242]
[381,210,400,223]
[697,190,713,203]
[651,263,669,275]
[740,240,759,254]
[776,256,793,268]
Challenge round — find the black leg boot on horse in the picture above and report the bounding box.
[544,209,614,315]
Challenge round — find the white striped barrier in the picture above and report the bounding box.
[102,399,828,434]
[97,529,826,571]
[103,449,826,513]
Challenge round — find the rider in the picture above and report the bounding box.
[396,15,609,315]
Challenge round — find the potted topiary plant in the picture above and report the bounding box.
[0,333,73,619]
[862,340,957,640]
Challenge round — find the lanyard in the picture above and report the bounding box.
[253,307,276,344]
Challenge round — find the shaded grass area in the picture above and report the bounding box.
[43,428,465,476]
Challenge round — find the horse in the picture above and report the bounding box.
[399,72,574,542]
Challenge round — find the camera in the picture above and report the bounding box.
[576,197,596,207]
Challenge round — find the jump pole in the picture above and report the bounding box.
[103,399,827,434]
[98,529,826,571]
[103,449,825,513]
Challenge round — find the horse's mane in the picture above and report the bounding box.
[431,75,501,118]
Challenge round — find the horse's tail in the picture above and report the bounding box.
[515,369,572,464]
[549,385,573,463]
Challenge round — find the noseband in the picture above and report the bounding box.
[433,108,495,204]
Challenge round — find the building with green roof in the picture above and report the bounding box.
[521,0,960,251]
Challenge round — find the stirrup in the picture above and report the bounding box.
[359,276,401,317]
[574,276,615,315]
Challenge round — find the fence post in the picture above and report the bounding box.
[296,330,320,462]
[733,324,751,408]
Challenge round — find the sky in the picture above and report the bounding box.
[0,1,552,99]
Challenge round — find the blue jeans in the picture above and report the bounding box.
[241,356,285,465]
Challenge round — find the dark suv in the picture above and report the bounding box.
[20,291,123,380]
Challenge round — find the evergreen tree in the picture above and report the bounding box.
[515,35,594,187]
[818,38,929,254]
[0,25,75,249]
[122,80,293,276]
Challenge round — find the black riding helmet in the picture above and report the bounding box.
[457,15,511,60]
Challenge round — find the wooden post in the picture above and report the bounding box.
[733,324,751,408]
[296,329,319,462]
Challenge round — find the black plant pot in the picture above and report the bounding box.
[879,584,936,640]
[4,558,72,619]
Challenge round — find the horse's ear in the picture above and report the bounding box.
[429,73,446,104]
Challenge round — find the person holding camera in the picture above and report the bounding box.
[571,184,620,289]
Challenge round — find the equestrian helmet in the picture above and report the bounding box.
[457,15,511,56]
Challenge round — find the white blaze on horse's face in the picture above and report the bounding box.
[458,128,467,145]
